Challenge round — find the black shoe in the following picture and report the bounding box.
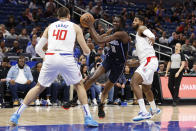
[98,103,105,118]
[62,97,78,109]
[172,101,176,107]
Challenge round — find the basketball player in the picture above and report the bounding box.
[9,7,98,127]
[128,15,160,121]
[82,16,130,118]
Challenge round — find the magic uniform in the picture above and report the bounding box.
[102,30,129,83]
[38,21,82,87]
[135,32,158,85]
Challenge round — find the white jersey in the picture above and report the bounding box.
[47,20,76,53]
[135,32,156,62]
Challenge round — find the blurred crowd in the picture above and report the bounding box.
[0,0,196,107]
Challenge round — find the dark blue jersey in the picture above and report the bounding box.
[107,39,129,64]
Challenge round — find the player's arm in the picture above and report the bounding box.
[100,28,113,37]
[74,24,90,56]
[35,27,48,58]
[138,26,155,45]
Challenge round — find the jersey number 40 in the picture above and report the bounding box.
[53,30,68,40]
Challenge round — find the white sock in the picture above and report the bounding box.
[15,103,27,115]
[149,100,156,110]
[82,104,91,117]
[138,99,148,113]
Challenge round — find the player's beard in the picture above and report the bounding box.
[18,64,24,69]
[132,24,139,30]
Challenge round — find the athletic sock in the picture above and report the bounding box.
[138,99,148,114]
[149,100,157,111]
[82,104,91,117]
[15,103,27,115]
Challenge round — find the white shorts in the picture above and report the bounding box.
[38,53,82,87]
[135,56,158,85]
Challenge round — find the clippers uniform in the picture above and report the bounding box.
[135,32,158,85]
[38,21,82,87]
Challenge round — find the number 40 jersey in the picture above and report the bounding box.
[47,20,76,53]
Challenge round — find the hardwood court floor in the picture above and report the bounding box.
[0,105,196,130]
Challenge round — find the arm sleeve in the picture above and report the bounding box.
[143,29,155,39]
[6,67,13,82]
[35,37,47,58]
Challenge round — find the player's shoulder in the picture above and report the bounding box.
[138,25,147,31]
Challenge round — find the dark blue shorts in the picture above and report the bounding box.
[101,56,125,83]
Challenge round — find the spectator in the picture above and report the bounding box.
[33,8,44,23]
[5,16,17,30]
[89,61,102,105]
[24,8,34,22]
[32,62,52,106]
[169,33,180,49]
[90,1,103,19]
[183,61,190,75]
[0,57,10,104]
[189,62,196,75]
[6,55,36,106]
[26,36,37,57]
[0,31,4,41]
[0,40,10,53]
[181,39,195,55]
[18,28,30,41]
[9,0,17,5]
[0,24,10,38]
[45,0,56,11]
[81,64,89,82]
[28,34,37,47]
[29,0,38,10]
[113,74,126,105]
[30,28,38,39]
[9,40,23,54]
[97,47,105,60]
[86,37,96,66]
[124,65,133,102]
[168,32,176,44]
[18,0,28,5]
[44,6,54,18]
[159,31,168,45]
[158,63,165,75]
[6,28,17,39]
[51,75,70,106]
[85,1,93,12]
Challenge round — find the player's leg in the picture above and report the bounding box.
[142,84,160,116]
[130,72,151,121]
[98,80,114,118]
[60,60,98,127]
[84,65,105,91]
[10,83,46,126]
[10,57,58,126]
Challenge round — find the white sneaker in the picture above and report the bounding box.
[47,99,52,106]
[92,99,97,106]
[150,108,161,116]
[133,112,152,121]
[35,99,40,106]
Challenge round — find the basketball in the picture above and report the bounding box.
[80,13,95,28]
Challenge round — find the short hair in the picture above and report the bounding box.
[3,57,9,62]
[19,55,25,60]
[135,15,145,24]
[57,7,70,18]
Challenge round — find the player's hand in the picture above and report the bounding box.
[83,17,94,27]
[10,80,15,85]
[175,72,180,78]
[26,80,31,85]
